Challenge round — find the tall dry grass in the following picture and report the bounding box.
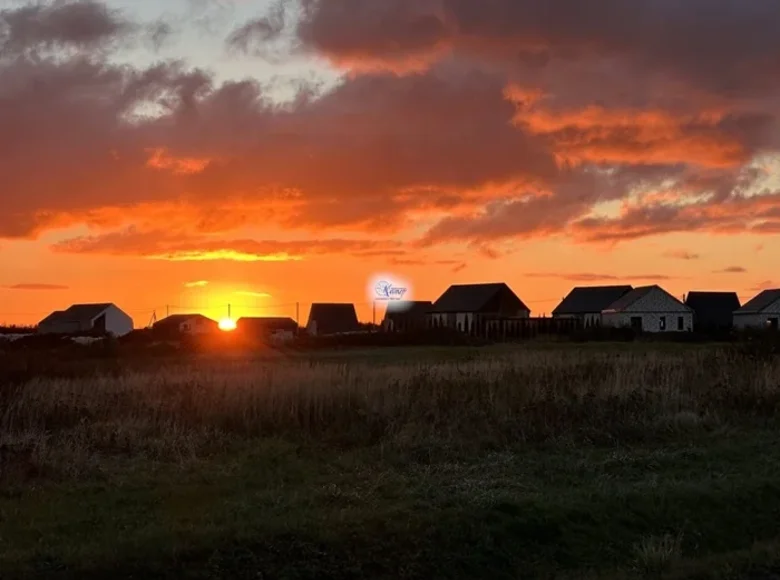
[2,347,779,481]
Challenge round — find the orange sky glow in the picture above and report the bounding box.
[2,0,780,328]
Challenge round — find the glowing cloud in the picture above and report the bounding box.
[148,251,304,262]
[235,291,272,298]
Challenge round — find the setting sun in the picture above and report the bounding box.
[218,318,237,332]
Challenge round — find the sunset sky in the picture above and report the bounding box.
[2,0,780,327]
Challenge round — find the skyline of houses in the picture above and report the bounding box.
[25,283,780,337]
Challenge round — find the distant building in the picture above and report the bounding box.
[552,285,633,327]
[237,317,298,343]
[429,283,530,333]
[37,303,133,337]
[153,314,218,336]
[602,286,693,333]
[685,291,741,331]
[306,304,360,336]
[733,289,780,330]
[382,301,432,332]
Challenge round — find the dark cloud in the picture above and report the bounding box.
[524,272,672,283]
[227,0,287,55]
[664,250,700,261]
[715,266,747,274]
[293,0,780,95]
[50,227,408,261]
[3,283,69,291]
[0,0,130,53]
[2,0,780,254]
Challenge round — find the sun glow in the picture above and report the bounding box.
[218,317,237,332]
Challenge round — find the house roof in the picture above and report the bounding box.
[431,283,528,313]
[237,317,298,332]
[735,289,780,314]
[553,285,633,315]
[307,303,360,335]
[153,314,217,329]
[685,291,741,317]
[603,286,689,313]
[38,303,113,326]
[384,301,433,319]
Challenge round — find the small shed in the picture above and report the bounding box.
[382,301,432,332]
[733,289,780,330]
[153,314,218,336]
[684,291,741,331]
[552,285,633,327]
[429,283,530,333]
[37,303,133,337]
[602,285,693,333]
[306,304,360,336]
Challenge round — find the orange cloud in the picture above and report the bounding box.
[3,0,780,257]
[150,250,302,262]
[145,148,211,175]
[510,100,747,168]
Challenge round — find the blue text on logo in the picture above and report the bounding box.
[374,280,407,301]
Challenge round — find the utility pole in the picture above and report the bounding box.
[295,302,300,326]
[373,301,376,328]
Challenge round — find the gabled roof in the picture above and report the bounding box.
[603,286,689,313]
[153,314,217,329]
[685,291,741,316]
[735,289,780,314]
[237,317,298,332]
[38,310,66,326]
[384,301,432,319]
[39,303,113,326]
[553,285,633,315]
[431,283,528,313]
[307,303,360,335]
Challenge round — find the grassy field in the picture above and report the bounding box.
[2,343,780,579]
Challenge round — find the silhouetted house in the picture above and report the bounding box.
[552,285,633,327]
[733,289,780,330]
[237,317,298,342]
[382,301,432,332]
[429,283,530,333]
[153,314,218,336]
[685,291,741,331]
[37,303,133,337]
[306,303,360,336]
[602,285,693,333]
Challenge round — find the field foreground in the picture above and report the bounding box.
[3,344,780,579]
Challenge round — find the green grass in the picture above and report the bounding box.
[3,344,780,579]
[4,431,780,579]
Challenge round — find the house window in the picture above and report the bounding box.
[769,318,779,331]
[659,316,666,331]
[630,317,643,331]
[678,317,684,331]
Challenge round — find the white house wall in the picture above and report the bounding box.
[103,305,134,336]
[734,313,780,330]
[602,287,693,332]
[602,311,693,333]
